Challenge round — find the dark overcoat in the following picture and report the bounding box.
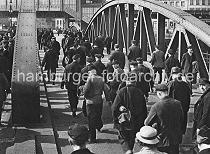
[128,45,141,61]
[192,87,210,138]
[112,84,147,132]
[144,96,184,147]
[42,50,58,70]
[93,60,106,77]
[165,55,180,76]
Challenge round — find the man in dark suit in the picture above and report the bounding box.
[93,54,106,77]
[112,75,147,154]
[128,40,141,61]
[145,84,184,154]
[61,54,82,117]
[181,46,193,75]
[192,78,210,141]
[167,67,191,134]
[150,45,165,84]
[109,44,125,70]
[165,49,180,80]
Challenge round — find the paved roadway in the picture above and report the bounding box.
[44,34,200,154]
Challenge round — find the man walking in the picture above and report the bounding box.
[61,54,82,117]
[145,84,184,154]
[167,67,191,134]
[150,45,165,84]
[128,40,141,61]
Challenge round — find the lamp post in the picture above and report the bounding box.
[9,0,13,28]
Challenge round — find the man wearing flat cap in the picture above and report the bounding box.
[165,49,180,80]
[109,44,125,70]
[61,54,82,117]
[167,67,191,134]
[193,78,210,144]
[145,84,184,154]
[93,54,106,77]
[68,124,94,154]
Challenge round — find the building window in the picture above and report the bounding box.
[170,2,174,6]
[209,0,210,5]
[181,1,185,7]
[196,0,199,5]
[202,0,205,5]
[190,0,193,5]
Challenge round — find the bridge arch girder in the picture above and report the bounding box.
[85,0,210,79]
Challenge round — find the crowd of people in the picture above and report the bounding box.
[0,27,209,154]
[0,29,15,126]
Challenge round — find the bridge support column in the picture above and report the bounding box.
[157,13,165,52]
[127,4,134,50]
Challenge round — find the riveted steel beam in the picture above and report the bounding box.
[142,7,156,54]
[127,4,134,50]
[157,13,165,52]
[119,4,127,52]
[186,31,209,78]
[12,0,40,124]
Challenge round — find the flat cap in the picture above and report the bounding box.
[198,78,210,85]
[155,84,168,92]
[86,56,94,63]
[130,60,138,66]
[68,124,89,141]
[171,67,181,74]
[72,54,80,60]
[95,54,102,58]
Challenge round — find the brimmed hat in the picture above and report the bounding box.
[136,126,159,145]
[171,67,181,74]
[68,124,89,141]
[198,78,210,85]
[72,54,80,60]
[155,84,168,92]
[86,57,94,63]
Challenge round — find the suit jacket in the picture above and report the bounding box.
[61,61,82,91]
[165,55,180,75]
[128,45,141,61]
[193,87,210,138]
[181,52,193,74]
[145,96,184,146]
[93,60,106,77]
[112,84,147,132]
[150,50,165,68]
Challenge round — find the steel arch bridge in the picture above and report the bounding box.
[85,0,210,79]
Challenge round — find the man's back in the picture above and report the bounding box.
[145,97,183,146]
[151,50,165,68]
[128,45,141,61]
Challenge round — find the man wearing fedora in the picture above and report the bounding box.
[135,126,167,154]
[167,67,191,135]
[145,84,184,154]
[192,78,210,143]
[68,124,94,154]
[165,49,180,80]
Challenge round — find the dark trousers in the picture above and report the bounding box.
[67,90,79,112]
[154,67,163,84]
[158,144,179,154]
[86,103,103,140]
[118,130,136,153]
[47,68,56,82]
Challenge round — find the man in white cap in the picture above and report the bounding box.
[135,126,166,154]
